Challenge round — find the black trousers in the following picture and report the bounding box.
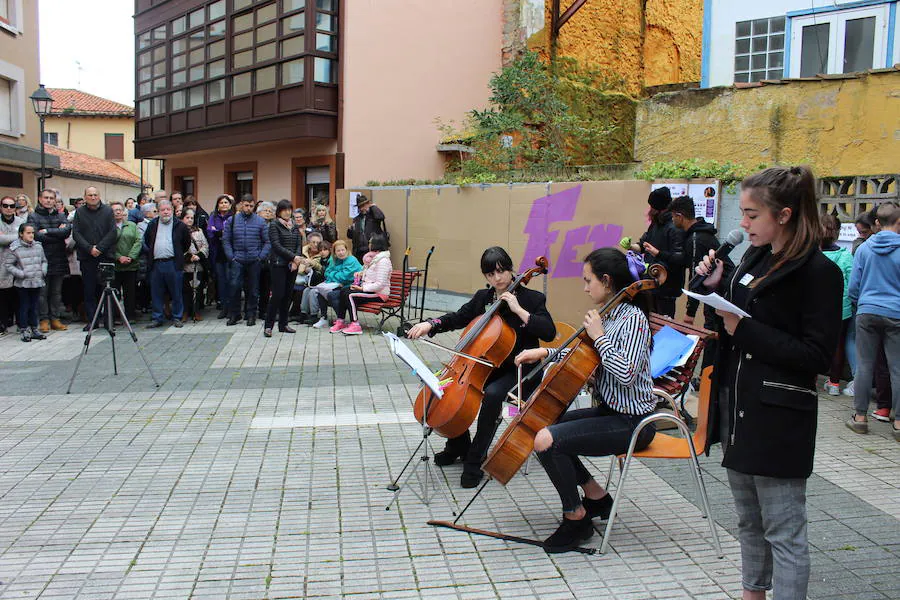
[265,265,295,330]
[444,366,542,474]
[653,295,676,318]
[113,270,137,319]
[0,286,16,327]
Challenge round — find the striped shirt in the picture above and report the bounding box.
[550,302,655,415]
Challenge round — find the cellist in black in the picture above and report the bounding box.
[407,247,556,488]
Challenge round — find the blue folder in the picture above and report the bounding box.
[649,326,694,379]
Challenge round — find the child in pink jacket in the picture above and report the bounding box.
[332,234,392,335]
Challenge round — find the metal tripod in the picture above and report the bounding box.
[66,280,160,393]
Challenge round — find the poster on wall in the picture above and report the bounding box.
[349,191,363,220]
[650,181,720,226]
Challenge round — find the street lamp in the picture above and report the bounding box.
[30,84,54,194]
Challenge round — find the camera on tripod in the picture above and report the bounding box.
[99,262,116,284]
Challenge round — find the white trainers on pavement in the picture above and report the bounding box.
[312,317,329,329]
[843,380,854,397]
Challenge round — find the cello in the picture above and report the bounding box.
[482,264,666,485]
[412,257,550,439]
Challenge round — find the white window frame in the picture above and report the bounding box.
[0,59,25,138]
[789,5,889,77]
[0,0,24,35]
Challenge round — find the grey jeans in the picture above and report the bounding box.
[39,274,65,320]
[853,313,900,418]
[728,470,809,599]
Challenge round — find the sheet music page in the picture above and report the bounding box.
[682,289,751,318]
[382,333,444,398]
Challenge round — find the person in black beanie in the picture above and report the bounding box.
[629,186,684,317]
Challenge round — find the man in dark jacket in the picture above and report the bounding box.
[28,189,71,332]
[347,194,388,263]
[143,200,191,328]
[223,194,270,326]
[72,186,116,329]
[630,186,684,317]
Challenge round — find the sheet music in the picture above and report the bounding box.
[682,289,751,318]
[382,333,444,398]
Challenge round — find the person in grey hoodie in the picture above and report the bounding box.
[5,223,48,342]
[847,206,900,441]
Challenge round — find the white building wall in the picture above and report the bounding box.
[705,0,897,87]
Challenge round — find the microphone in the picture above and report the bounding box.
[689,229,744,292]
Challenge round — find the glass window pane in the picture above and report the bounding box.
[139,81,152,96]
[173,55,186,70]
[734,72,750,83]
[256,3,276,24]
[172,16,186,36]
[208,79,225,103]
[190,65,204,81]
[769,34,784,51]
[190,32,205,48]
[768,69,782,79]
[232,72,252,96]
[257,23,276,43]
[282,58,304,84]
[734,55,750,72]
[750,70,766,82]
[190,48,204,65]
[139,31,151,49]
[317,0,334,10]
[281,35,304,57]
[282,14,304,33]
[153,46,166,62]
[139,66,151,82]
[314,57,335,83]
[751,19,768,36]
[189,85,204,107]
[153,62,166,77]
[153,96,166,114]
[285,0,303,10]
[770,17,785,34]
[138,51,152,67]
[800,23,830,77]
[153,26,166,41]
[843,16,876,73]
[153,77,166,91]
[234,13,253,32]
[208,40,225,59]
[735,38,750,54]
[751,37,767,53]
[171,90,185,111]
[208,20,225,39]
[234,31,253,50]
[233,50,253,69]
[256,42,276,62]
[316,33,335,53]
[209,0,225,21]
[138,100,150,119]
[751,54,766,70]
[209,59,225,78]
[256,65,276,90]
[189,8,204,29]
[735,21,751,38]
[172,38,186,55]
[316,13,335,33]
[233,0,252,10]
[172,70,186,86]
[768,52,784,69]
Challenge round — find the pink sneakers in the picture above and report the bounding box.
[329,319,346,333]
[342,321,363,335]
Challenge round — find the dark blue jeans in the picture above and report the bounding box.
[213,261,230,311]
[150,259,183,323]
[316,286,343,318]
[538,405,655,512]
[16,287,40,329]
[229,260,261,319]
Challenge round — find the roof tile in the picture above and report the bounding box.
[46,89,134,117]
[44,144,141,187]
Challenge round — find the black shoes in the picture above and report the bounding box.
[263,328,273,337]
[434,445,469,467]
[460,469,484,489]
[280,326,296,333]
[246,317,256,327]
[217,309,228,319]
[582,494,613,520]
[226,317,240,326]
[146,321,164,329]
[543,515,594,553]
[172,320,183,328]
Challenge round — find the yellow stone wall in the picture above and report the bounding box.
[528,0,702,95]
[635,71,900,177]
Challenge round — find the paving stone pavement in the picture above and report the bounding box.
[0,312,897,599]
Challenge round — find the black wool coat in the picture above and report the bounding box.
[428,285,556,371]
[706,244,842,479]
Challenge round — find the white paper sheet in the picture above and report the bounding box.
[382,333,443,398]
[682,289,751,318]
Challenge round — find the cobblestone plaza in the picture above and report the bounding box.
[0,317,897,599]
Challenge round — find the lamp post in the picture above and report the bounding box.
[30,84,54,194]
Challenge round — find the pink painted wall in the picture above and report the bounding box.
[341,0,503,186]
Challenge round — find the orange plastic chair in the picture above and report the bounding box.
[600,366,722,557]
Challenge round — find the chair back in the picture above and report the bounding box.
[541,321,577,350]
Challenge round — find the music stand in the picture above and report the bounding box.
[382,333,456,514]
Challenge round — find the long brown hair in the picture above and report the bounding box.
[741,165,821,285]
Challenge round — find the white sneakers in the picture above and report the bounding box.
[312,317,329,329]
[843,380,855,397]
